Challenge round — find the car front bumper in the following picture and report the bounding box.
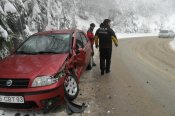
[0,84,65,111]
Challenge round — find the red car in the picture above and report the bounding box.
[0,29,92,112]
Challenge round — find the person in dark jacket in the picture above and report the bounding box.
[87,23,96,69]
[95,19,118,75]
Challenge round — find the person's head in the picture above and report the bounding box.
[100,23,104,28]
[103,19,111,28]
[90,23,95,30]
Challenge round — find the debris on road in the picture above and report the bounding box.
[107,110,111,114]
[146,81,150,84]
[65,97,87,115]
[107,95,112,99]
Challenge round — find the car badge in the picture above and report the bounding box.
[6,80,13,86]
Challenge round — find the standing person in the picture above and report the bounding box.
[95,19,118,75]
[87,23,96,69]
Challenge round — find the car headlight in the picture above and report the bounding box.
[32,76,55,87]
[32,72,66,87]
[32,64,67,87]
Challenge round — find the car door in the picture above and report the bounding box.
[79,32,92,67]
[75,32,86,65]
[72,32,86,78]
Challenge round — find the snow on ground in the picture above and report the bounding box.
[0,110,48,116]
[169,38,175,51]
[117,33,158,39]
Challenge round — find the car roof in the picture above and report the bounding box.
[33,29,83,36]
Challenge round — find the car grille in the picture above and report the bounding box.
[0,78,29,88]
[0,101,38,109]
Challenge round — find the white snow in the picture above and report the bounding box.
[169,38,175,51]
[45,0,62,30]
[32,1,41,16]
[4,1,17,14]
[0,6,4,14]
[76,15,99,32]
[0,110,46,116]
[164,14,175,32]
[0,45,9,59]
[16,0,25,8]
[24,25,33,37]
[0,25,8,41]
[117,33,158,39]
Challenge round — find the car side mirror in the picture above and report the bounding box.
[76,48,83,54]
[76,49,80,54]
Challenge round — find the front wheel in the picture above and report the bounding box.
[64,72,79,101]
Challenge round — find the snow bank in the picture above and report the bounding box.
[117,33,158,39]
[169,38,175,51]
[4,1,17,14]
[0,25,8,41]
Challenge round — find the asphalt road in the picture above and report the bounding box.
[1,36,175,116]
[89,36,175,116]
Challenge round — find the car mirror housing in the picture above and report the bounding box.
[76,48,83,54]
[76,49,80,54]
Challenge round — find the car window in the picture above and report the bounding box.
[76,32,84,49]
[160,30,168,33]
[16,34,70,54]
[80,32,88,45]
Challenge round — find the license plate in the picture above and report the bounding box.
[0,95,24,103]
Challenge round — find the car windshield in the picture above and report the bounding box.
[16,34,70,54]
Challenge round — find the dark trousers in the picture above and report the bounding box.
[99,48,112,71]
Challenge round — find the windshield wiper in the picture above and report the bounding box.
[35,51,60,54]
[16,51,36,55]
[16,51,60,55]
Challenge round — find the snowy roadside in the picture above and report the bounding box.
[117,33,158,39]
[169,38,175,51]
[116,33,174,54]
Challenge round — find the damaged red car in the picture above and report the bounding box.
[0,29,92,112]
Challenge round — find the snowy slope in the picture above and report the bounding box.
[1,0,175,59]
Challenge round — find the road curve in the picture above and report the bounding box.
[91,37,175,116]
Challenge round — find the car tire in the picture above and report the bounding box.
[64,71,79,101]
